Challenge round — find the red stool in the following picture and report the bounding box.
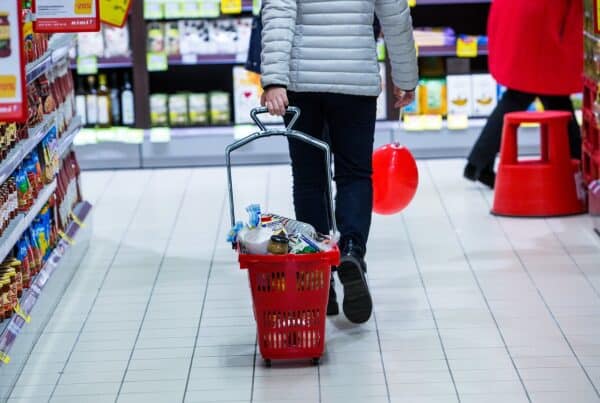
[492,111,586,217]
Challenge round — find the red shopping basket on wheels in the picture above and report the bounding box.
[226,107,340,366]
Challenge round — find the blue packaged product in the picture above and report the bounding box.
[246,204,261,228]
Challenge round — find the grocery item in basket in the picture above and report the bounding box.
[267,234,289,255]
[261,213,317,240]
[238,225,272,255]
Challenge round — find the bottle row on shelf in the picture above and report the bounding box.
[75,72,135,128]
[0,152,82,323]
[0,128,60,238]
[1,61,77,168]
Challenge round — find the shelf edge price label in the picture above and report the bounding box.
[100,0,132,28]
[403,115,423,131]
[221,0,242,15]
[150,127,171,143]
[456,37,478,58]
[76,56,98,75]
[447,114,469,131]
[33,0,101,33]
[0,351,10,365]
[147,52,168,72]
[421,114,443,131]
[14,303,31,324]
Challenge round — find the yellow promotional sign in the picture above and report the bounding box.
[100,0,132,27]
[74,0,94,15]
[0,76,16,99]
[456,37,478,58]
[221,0,242,15]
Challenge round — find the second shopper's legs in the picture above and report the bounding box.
[538,95,582,159]
[467,89,535,184]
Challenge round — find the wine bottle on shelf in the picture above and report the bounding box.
[121,72,135,127]
[85,75,98,128]
[75,76,87,127]
[97,74,112,128]
[110,73,121,126]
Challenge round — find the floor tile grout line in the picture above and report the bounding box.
[400,213,462,403]
[114,169,194,402]
[44,171,153,403]
[425,164,532,403]
[545,219,600,300]
[371,310,392,403]
[249,336,257,403]
[5,169,119,401]
[479,189,600,399]
[181,190,226,403]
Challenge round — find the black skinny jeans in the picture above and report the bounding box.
[284,91,377,257]
[468,89,582,172]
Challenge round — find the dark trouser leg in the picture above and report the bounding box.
[285,92,330,235]
[539,95,582,159]
[324,93,377,257]
[468,89,535,172]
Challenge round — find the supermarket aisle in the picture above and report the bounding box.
[6,160,600,403]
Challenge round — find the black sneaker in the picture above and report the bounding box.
[464,162,496,189]
[337,240,373,324]
[327,276,339,316]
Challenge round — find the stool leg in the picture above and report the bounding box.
[500,121,519,165]
[540,124,549,163]
[548,119,572,165]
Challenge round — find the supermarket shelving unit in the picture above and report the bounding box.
[583,2,600,235]
[72,0,537,169]
[0,36,91,399]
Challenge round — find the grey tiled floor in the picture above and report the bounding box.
[7,160,600,403]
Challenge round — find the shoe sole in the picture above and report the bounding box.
[337,255,373,324]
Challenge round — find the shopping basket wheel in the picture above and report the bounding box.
[264,359,272,368]
[311,358,320,366]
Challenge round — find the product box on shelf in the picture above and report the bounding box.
[420,79,447,116]
[233,66,278,125]
[446,75,472,116]
[471,74,497,117]
[209,91,231,125]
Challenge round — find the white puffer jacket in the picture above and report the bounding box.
[260,0,419,96]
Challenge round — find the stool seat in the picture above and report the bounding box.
[492,111,586,217]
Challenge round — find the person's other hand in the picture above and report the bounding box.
[261,87,289,116]
[393,86,415,109]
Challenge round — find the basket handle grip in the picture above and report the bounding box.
[226,107,338,245]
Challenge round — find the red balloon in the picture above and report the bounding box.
[372,143,419,215]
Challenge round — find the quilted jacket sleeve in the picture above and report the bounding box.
[375,0,418,90]
[260,0,297,88]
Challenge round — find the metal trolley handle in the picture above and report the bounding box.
[226,107,338,239]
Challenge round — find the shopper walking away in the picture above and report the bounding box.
[465,0,583,188]
[260,0,418,323]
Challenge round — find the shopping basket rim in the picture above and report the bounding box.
[238,246,340,267]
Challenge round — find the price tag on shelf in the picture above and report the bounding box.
[456,37,478,58]
[0,1,27,123]
[403,115,423,131]
[221,0,242,14]
[252,0,261,15]
[150,127,172,143]
[100,0,132,28]
[14,303,31,324]
[182,53,198,65]
[0,351,10,365]
[447,114,469,130]
[147,52,168,72]
[422,114,443,131]
[76,56,98,75]
[144,1,164,19]
[33,0,101,33]
[164,1,183,18]
[199,0,221,17]
[69,211,86,228]
[182,1,201,18]
[58,230,75,245]
[408,0,416,7]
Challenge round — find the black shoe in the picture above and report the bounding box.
[337,240,373,324]
[327,276,339,316]
[464,162,496,189]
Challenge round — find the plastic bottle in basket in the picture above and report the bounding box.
[263,214,317,239]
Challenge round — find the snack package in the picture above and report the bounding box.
[104,25,131,58]
[77,31,104,57]
[446,75,472,116]
[147,22,165,53]
[165,22,181,56]
[188,93,208,125]
[209,91,231,125]
[150,94,169,126]
[168,94,189,126]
